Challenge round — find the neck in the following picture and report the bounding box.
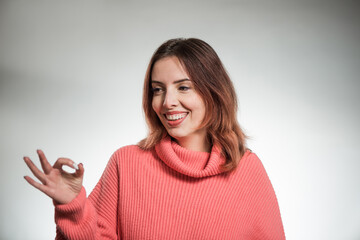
[173,132,211,153]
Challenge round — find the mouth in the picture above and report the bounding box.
[165,113,187,121]
[163,112,188,127]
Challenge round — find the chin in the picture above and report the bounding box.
[166,129,189,140]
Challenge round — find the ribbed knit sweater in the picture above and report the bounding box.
[54,136,285,239]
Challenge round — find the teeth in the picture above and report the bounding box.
[166,113,187,121]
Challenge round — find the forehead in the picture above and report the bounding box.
[151,56,189,83]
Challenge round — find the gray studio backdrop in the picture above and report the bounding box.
[1,0,359,239]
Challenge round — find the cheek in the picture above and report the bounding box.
[194,96,206,120]
[184,95,206,118]
[152,98,161,115]
[196,102,206,120]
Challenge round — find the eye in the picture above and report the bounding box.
[178,86,190,91]
[151,87,164,95]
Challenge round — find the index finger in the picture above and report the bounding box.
[37,149,52,174]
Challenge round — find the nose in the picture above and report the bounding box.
[163,90,178,109]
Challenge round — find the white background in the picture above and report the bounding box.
[1,0,359,239]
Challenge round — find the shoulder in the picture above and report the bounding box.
[109,144,154,163]
[239,150,265,171]
[235,150,271,183]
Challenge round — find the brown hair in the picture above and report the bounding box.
[139,38,247,172]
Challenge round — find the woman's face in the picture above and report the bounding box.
[151,56,207,143]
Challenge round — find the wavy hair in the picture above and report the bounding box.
[138,38,247,172]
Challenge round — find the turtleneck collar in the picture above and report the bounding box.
[155,135,226,178]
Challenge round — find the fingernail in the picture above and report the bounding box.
[73,163,79,170]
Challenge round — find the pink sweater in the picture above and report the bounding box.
[54,136,285,239]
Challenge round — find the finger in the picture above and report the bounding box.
[23,175,50,196]
[53,158,76,170]
[73,163,84,178]
[37,149,52,174]
[23,157,47,184]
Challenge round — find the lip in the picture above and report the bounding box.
[163,111,188,127]
[164,111,187,115]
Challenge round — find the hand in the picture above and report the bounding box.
[23,149,84,205]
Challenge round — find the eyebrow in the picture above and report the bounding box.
[151,78,190,84]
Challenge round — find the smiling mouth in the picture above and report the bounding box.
[163,112,188,127]
[164,113,188,121]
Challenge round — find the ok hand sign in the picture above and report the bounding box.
[23,150,84,205]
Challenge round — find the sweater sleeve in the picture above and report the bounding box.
[249,153,286,240]
[54,151,120,240]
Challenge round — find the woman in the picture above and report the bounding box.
[24,38,285,239]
